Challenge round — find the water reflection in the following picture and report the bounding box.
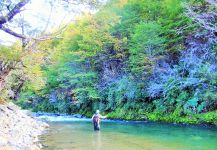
[92,131,101,150]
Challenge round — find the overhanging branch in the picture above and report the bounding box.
[0,24,66,41]
[0,0,30,25]
[0,24,27,39]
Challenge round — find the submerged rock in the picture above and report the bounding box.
[0,102,49,150]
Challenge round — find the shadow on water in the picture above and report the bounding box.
[40,120,217,150]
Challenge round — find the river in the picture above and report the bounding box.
[39,116,217,150]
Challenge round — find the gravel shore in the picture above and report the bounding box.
[0,102,49,150]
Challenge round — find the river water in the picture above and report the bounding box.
[39,118,217,150]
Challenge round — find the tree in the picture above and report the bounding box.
[0,0,103,102]
[0,0,31,39]
[0,0,103,42]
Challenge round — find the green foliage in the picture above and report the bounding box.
[129,22,165,76]
[6,0,216,126]
[160,0,193,51]
[183,97,199,114]
[100,77,139,111]
[0,41,46,102]
[198,111,217,126]
[0,44,22,61]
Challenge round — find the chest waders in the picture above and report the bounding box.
[93,114,100,131]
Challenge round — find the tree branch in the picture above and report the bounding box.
[0,0,68,43]
[0,24,27,39]
[0,24,66,44]
[0,0,30,25]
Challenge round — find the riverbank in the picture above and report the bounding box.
[33,111,217,128]
[0,102,49,150]
[25,101,217,126]
[106,110,217,126]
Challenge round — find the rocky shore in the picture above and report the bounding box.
[0,102,49,150]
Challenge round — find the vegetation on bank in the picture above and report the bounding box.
[1,0,217,125]
[106,109,217,125]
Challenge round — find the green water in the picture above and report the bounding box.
[40,121,217,150]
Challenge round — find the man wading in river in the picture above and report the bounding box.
[92,110,107,131]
